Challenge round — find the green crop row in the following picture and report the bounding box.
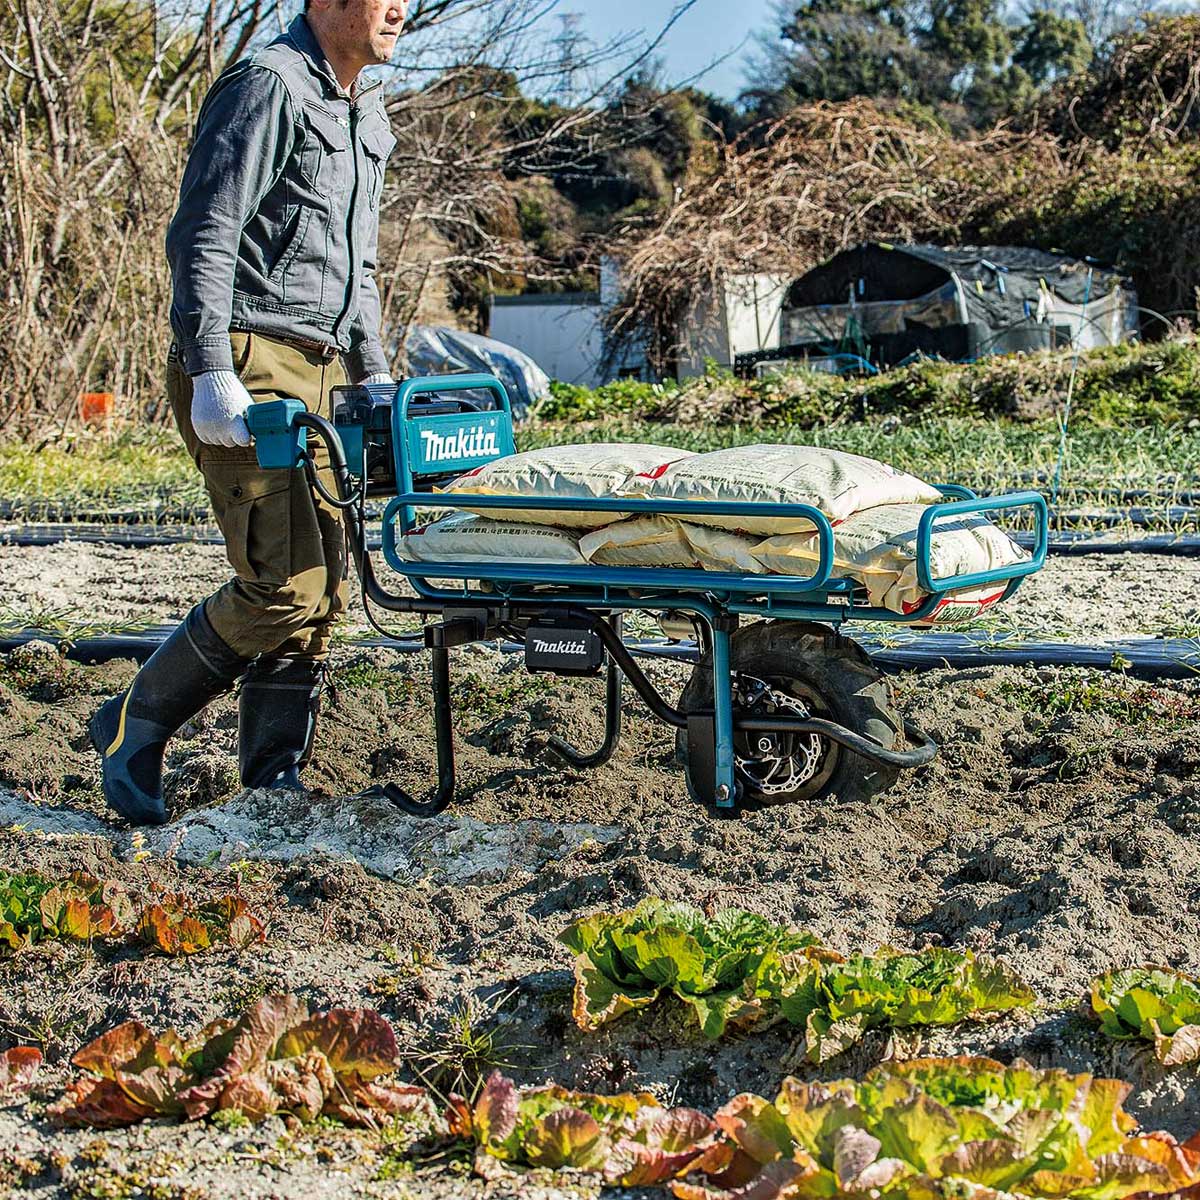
[562,900,1200,1067]
[4,989,1197,1200]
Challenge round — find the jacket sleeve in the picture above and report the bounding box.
[167,65,296,376]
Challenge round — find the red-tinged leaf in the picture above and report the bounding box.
[713,1094,793,1165]
[71,1021,158,1080]
[1119,1132,1200,1188]
[691,1143,754,1186]
[48,1076,157,1129]
[0,1046,41,1096]
[672,1156,813,1200]
[608,1137,711,1186]
[113,1064,188,1117]
[176,916,211,955]
[1153,1020,1200,1066]
[654,1108,722,1152]
[58,898,117,941]
[473,1071,519,1146]
[326,1079,432,1127]
[446,1093,473,1139]
[522,1105,608,1171]
[276,1008,398,1081]
[176,994,308,1119]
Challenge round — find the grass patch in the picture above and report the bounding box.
[518,416,1200,504]
[0,427,201,517]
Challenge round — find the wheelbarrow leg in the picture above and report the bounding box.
[546,615,624,768]
[377,644,456,817]
[710,623,738,810]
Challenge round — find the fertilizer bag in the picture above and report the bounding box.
[579,516,766,574]
[617,444,943,536]
[397,512,586,565]
[753,502,1029,621]
[442,444,695,530]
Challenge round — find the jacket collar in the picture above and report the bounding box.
[284,14,383,103]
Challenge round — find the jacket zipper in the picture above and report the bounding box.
[331,80,382,345]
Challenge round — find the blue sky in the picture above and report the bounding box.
[558,0,778,100]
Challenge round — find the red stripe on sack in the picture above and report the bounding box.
[903,587,1007,618]
[635,462,675,481]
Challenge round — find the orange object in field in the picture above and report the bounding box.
[79,392,114,425]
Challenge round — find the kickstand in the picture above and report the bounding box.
[373,644,456,817]
[546,615,624,768]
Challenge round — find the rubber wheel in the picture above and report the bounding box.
[675,621,903,807]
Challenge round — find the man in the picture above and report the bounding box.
[89,0,408,826]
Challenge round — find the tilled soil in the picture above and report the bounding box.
[1,609,1200,1197]
[2,538,1200,641]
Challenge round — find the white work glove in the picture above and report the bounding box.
[191,370,254,448]
[359,372,394,387]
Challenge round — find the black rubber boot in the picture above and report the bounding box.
[238,657,325,791]
[88,606,247,826]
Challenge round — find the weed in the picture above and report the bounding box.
[209,1108,251,1132]
[403,991,523,1104]
[1000,672,1200,728]
[336,659,419,707]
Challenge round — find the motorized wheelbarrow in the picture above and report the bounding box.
[246,373,1048,816]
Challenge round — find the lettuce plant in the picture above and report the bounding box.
[0,870,265,959]
[560,902,1032,1056]
[559,899,825,1038]
[451,1070,723,1186]
[49,994,432,1129]
[135,894,265,956]
[1088,967,1200,1065]
[779,947,1036,1063]
[0,871,132,953]
[674,1057,1200,1200]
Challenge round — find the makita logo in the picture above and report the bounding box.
[532,637,588,656]
[420,426,499,462]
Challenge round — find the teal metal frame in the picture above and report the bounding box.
[247,374,1049,814]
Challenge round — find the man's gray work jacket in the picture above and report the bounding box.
[167,15,396,380]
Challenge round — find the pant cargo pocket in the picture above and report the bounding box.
[204,461,294,584]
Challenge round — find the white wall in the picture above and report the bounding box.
[678,274,790,379]
[489,296,607,387]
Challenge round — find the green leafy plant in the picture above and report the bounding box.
[560,903,1032,1056]
[449,1070,723,1187]
[0,1047,42,1098]
[48,994,433,1130]
[559,899,826,1039]
[1088,967,1200,1065]
[674,1057,1200,1200]
[779,947,1036,1063]
[0,872,133,953]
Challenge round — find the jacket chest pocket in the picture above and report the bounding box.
[299,102,352,195]
[359,124,396,211]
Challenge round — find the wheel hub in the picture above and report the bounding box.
[732,673,829,797]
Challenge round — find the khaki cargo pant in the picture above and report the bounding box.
[167,332,349,662]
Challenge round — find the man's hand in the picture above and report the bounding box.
[191,371,254,447]
[359,372,394,387]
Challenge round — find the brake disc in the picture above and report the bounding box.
[733,673,828,797]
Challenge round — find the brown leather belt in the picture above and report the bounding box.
[265,332,340,362]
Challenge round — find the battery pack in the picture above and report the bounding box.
[524,620,606,677]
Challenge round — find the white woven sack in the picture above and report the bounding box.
[617,444,944,536]
[579,516,766,574]
[397,512,586,565]
[442,443,695,530]
[753,502,1028,620]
